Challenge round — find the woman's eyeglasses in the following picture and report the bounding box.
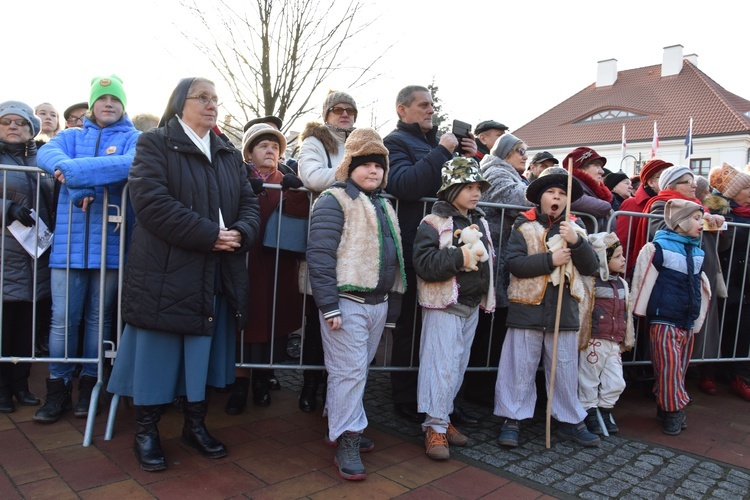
[0,118,30,127]
[515,148,527,156]
[328,106,357,117]
[186,94,220,107]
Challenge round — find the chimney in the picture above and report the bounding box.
[662,44,684,77]
[684,53,698,67]
[596,58,617,87]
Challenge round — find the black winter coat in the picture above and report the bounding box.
[121,118,260,336]
[384,121,453,266]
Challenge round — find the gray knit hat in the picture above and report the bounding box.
[0,100,41,137]
[490,133,521,160]
[322,90,357,121]
[658,165,693,191]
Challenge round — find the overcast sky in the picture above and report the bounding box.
[6,0,748,140]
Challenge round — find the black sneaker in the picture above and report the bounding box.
[584,408,604,435]
[556,421,601,447]
[661,409,686,436]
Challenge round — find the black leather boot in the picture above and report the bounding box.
[182,400,228,458]
[0,387,14,413]
[252,371,271,407]
[298,371,319,412]
[33,378,72,423]
[134,405,167,471]
[225,377,249,415]
[74,375,99,418]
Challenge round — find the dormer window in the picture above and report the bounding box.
[579,109,644,122]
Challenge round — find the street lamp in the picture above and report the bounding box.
[620,153,642,175]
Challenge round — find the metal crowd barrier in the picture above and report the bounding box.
[3,164,749,444]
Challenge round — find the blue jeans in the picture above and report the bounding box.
[49,268,118,383]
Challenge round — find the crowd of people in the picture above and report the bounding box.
[2,79,750,482]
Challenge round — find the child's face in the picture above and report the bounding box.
[452,182,483,215]
[350,162,384,191]
[608,245,626,275]
[678,210,704,238]
[540,187,567,218]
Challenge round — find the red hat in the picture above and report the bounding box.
[639,159,673,184]
[562,147,607,171]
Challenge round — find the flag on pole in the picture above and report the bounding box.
[684,117,694,159]
[621,123,627,159]
[651,121,659,158]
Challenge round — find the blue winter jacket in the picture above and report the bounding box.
[37,116,140,269]
[648,229,705,329]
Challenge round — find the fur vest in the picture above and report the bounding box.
[325,187,406,294]
[416,213,496,312]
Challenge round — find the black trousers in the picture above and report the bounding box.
[390,267,420,405]
[463,306,507,398]
[0,301,35,392]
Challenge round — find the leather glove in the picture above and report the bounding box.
[280,173,304,191]
[7,203,35,227]
[248,177,265,195]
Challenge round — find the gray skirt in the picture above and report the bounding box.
[107,296,236,405]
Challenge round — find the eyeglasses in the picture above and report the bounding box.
[515,148,527,156]
[0,118,30,127]
[328,106,357,117]
[66,115,85,125]
[186,94,220,107]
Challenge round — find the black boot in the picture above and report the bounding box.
[252,371,271,407]
[298,371,319,412]
[225,377,249,415]
[268,370,281,391]
[33,378,72,423]
[0,387,14,413]
[182,400,228,458]
[74,375,99,418]
[134,405,167,471]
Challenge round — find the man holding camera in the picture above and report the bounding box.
[474,120,509,163]
[384,85,477,423]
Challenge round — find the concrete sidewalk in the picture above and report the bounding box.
[0,367,748,499]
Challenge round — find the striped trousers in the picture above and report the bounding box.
[649,322,694,412]
[320,299,387,443]
[417,307,479,433]
[494,327,586,424]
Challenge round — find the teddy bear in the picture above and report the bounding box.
[454,224,489,271]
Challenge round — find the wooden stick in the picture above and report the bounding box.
[546,158,575,448]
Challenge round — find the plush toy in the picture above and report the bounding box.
[454,224,489,271]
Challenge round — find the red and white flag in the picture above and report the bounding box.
[621,123,627,159]
[651,121,659,158]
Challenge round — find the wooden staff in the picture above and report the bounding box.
[546,158,574,449]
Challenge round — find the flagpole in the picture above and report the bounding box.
[685,116,693,163]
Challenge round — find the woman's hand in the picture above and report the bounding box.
[327,316,342,331]
[703,213,725,230]
[213,228,242,251]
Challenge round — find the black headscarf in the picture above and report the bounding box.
[158,77,196,127]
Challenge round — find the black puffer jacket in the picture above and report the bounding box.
[121,118,260,336]
[1,140,55,302]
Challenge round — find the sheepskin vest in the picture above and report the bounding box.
[506,220,585,305]
[417,214,495,312]
[326,187,406,294]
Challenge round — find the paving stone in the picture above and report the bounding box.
[671,454,699,467]
[612,471,641,486]
[583,468,610,480]
[637,454,664,466]
[612,447,635,460]
[675,485,707,499]
[649,447,676,459]
[579,491,610,500]
[699,461,725,474]
[566,473,594,487]
[627,487,661,499]
[505,464,531,478]
[590,461,617,474]
[590,477,630,497]
[726,469,750,487]
[624,441,649,451]
[552,480,581,495]
[573,450,597,463]
[717,480,750,495]
[689,473,718,487]
[709,490,745,500]
[603,454,629,466]
[636,480,668,493]
[694,468,723,481]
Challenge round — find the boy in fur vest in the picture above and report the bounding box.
[494,167,601,448]
[306,128,406,481]
[578,232,634,436]
[413,157,495,460]
[630,199,710,436]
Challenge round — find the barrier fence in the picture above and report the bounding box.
[2,164,749,445]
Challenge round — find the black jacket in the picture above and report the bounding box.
[384,121,453,266]
[121,118,260,335]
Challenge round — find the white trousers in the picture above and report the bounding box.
[494,327,586,424]
[417,307,479,433]
[320,299,386,443]
[578,338,626,409]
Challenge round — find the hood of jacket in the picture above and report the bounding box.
[299,121,348,156]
